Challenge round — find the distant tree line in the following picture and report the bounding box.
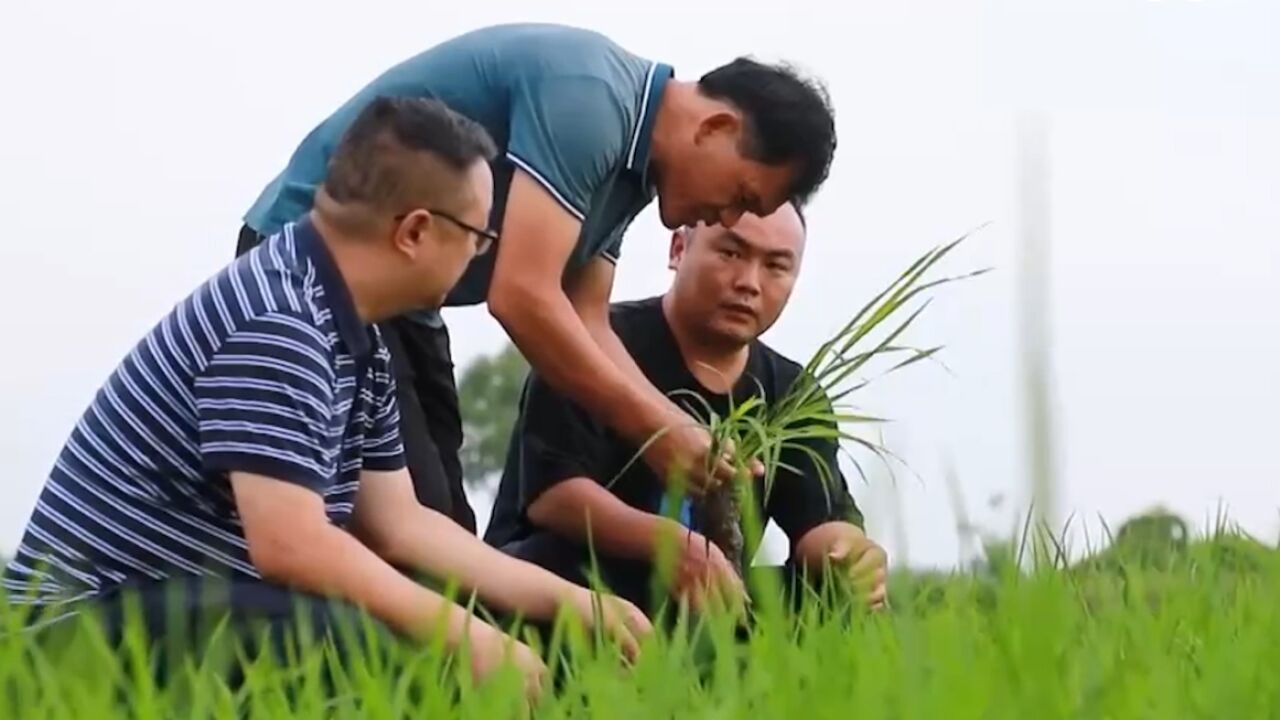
[456,342,528,485]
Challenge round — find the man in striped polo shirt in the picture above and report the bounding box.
[239,23,839,527]
[4,96,647,692]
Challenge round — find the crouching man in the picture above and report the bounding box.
[484,202,888,616]
[3,97,648,698]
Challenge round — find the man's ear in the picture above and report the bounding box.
[669,227,689,270]
[392,210,433,258]
[694,110,741,145]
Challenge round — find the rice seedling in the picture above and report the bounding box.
[3,526,1277,719]
[664,229,990,575]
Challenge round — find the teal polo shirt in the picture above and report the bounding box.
[244,23,672,316]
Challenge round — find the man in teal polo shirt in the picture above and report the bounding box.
[239,23,838,531]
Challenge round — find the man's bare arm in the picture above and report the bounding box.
[527,477,682,561]
[562,256,668,405]
[487,170,666,441]
[351,468,651,655]
[562,253,758,485]
[230,471,483,645]
[350,468,584,619]
[527,477,747,610]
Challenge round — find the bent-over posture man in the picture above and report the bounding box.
[4,98,647,698]
[484,203,888,616]
[238,23,839,529]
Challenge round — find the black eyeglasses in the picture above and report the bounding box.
[394,209,498,256]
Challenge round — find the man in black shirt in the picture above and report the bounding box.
[485,202,888,615]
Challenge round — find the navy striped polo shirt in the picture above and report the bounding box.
[2,217,404,609]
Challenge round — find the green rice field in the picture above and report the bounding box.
[4,526,1277,719]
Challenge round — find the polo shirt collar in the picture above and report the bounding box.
[292,215,371,361]
[624,62,674,190]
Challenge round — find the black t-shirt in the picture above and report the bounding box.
[484,296,864,555]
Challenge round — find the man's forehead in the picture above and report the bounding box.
[701,206,806,254]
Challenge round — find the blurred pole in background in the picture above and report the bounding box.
[1016,111,1059,563]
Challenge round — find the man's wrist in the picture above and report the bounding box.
[463,615,507,654]
[542,575,592,617]
[646,515,694,560]
[405,596,482,647]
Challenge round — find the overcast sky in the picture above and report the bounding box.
[1,0,1276,568]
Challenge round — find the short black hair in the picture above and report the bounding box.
[681,199,806,239]
[698,58,837,206]
[324,96,497,212]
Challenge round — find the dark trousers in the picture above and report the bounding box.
[20,576,400,696]
[97,575,388,646]
[236,225,476,531]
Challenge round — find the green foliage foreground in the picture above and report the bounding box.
[3,532,1277,719]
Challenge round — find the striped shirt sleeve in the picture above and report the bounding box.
[362,346,406,471]
[193,311,338,492]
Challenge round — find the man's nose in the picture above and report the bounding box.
[733,262,762,295]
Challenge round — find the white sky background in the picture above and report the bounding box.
[1,0,1276,568]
